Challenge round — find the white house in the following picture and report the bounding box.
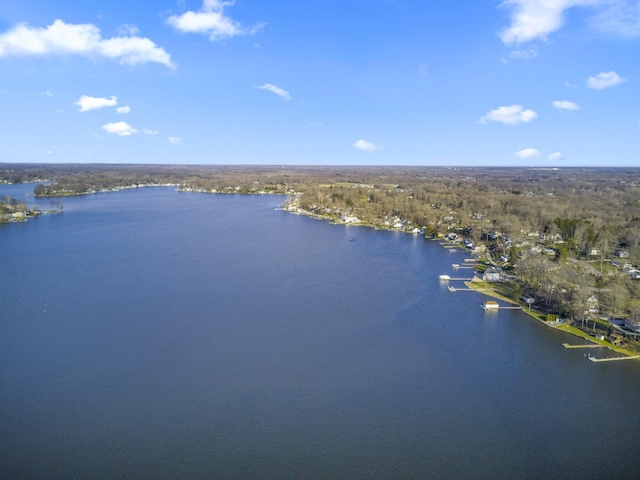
[586,295,599,314]
[483,267,501,282]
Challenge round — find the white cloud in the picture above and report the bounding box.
[102,121,137,136]
[354,139,382,152]
[0,19,173,67]
[117,24,139,36]
[505,46,539,61]
[515,148,542,159]
[143,129,159,135]
[587,71,627,89]
[500,1,640,45]
[42,90,53,96]
[548,151,563,160]
[499,0,600,45]
[169,136,181,144]
[479,105,538,125]
[258,83,291,100]
[167,0,264,41]
[116,105,131,114]
[588,1,640,37]
[552,100,580,111]
[75,95,117,112]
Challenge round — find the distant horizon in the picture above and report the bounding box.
[3,161,640,171]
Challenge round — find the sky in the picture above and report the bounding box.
[1,0,638,166]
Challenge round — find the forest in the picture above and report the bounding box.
[2,163,639,350]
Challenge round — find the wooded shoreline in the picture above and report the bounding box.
[2,163,639,355]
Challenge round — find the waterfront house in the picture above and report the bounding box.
[586,296,599,314]
[340,214,360,224]
[483,267,501,282]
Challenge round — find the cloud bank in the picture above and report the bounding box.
[0,20,173,67]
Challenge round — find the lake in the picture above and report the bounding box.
[1,185,639,479]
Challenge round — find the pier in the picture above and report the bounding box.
[588,355,640,362]
[448,286,486,292]
[480,304,522,311]
[563,343,601,349]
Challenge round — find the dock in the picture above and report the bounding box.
[439,274,473,281]
[562,343,600,349]
[588,355,640,362]
[480,304,522,311]
[449,286,485,292]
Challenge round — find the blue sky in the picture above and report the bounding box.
[1,0,638,166]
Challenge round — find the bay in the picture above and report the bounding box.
[1,185,639,479]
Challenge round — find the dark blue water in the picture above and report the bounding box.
[2,185,640,479]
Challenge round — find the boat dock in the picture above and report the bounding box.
[480,304,522,311]
[448,286,487,292]
[588,355,640,362]
[563,343,600,349]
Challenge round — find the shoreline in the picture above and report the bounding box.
[286,202,640,361]
[463,279,640,360]
[6,183,640,361]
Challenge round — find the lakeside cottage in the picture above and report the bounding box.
[483,267,501,282]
